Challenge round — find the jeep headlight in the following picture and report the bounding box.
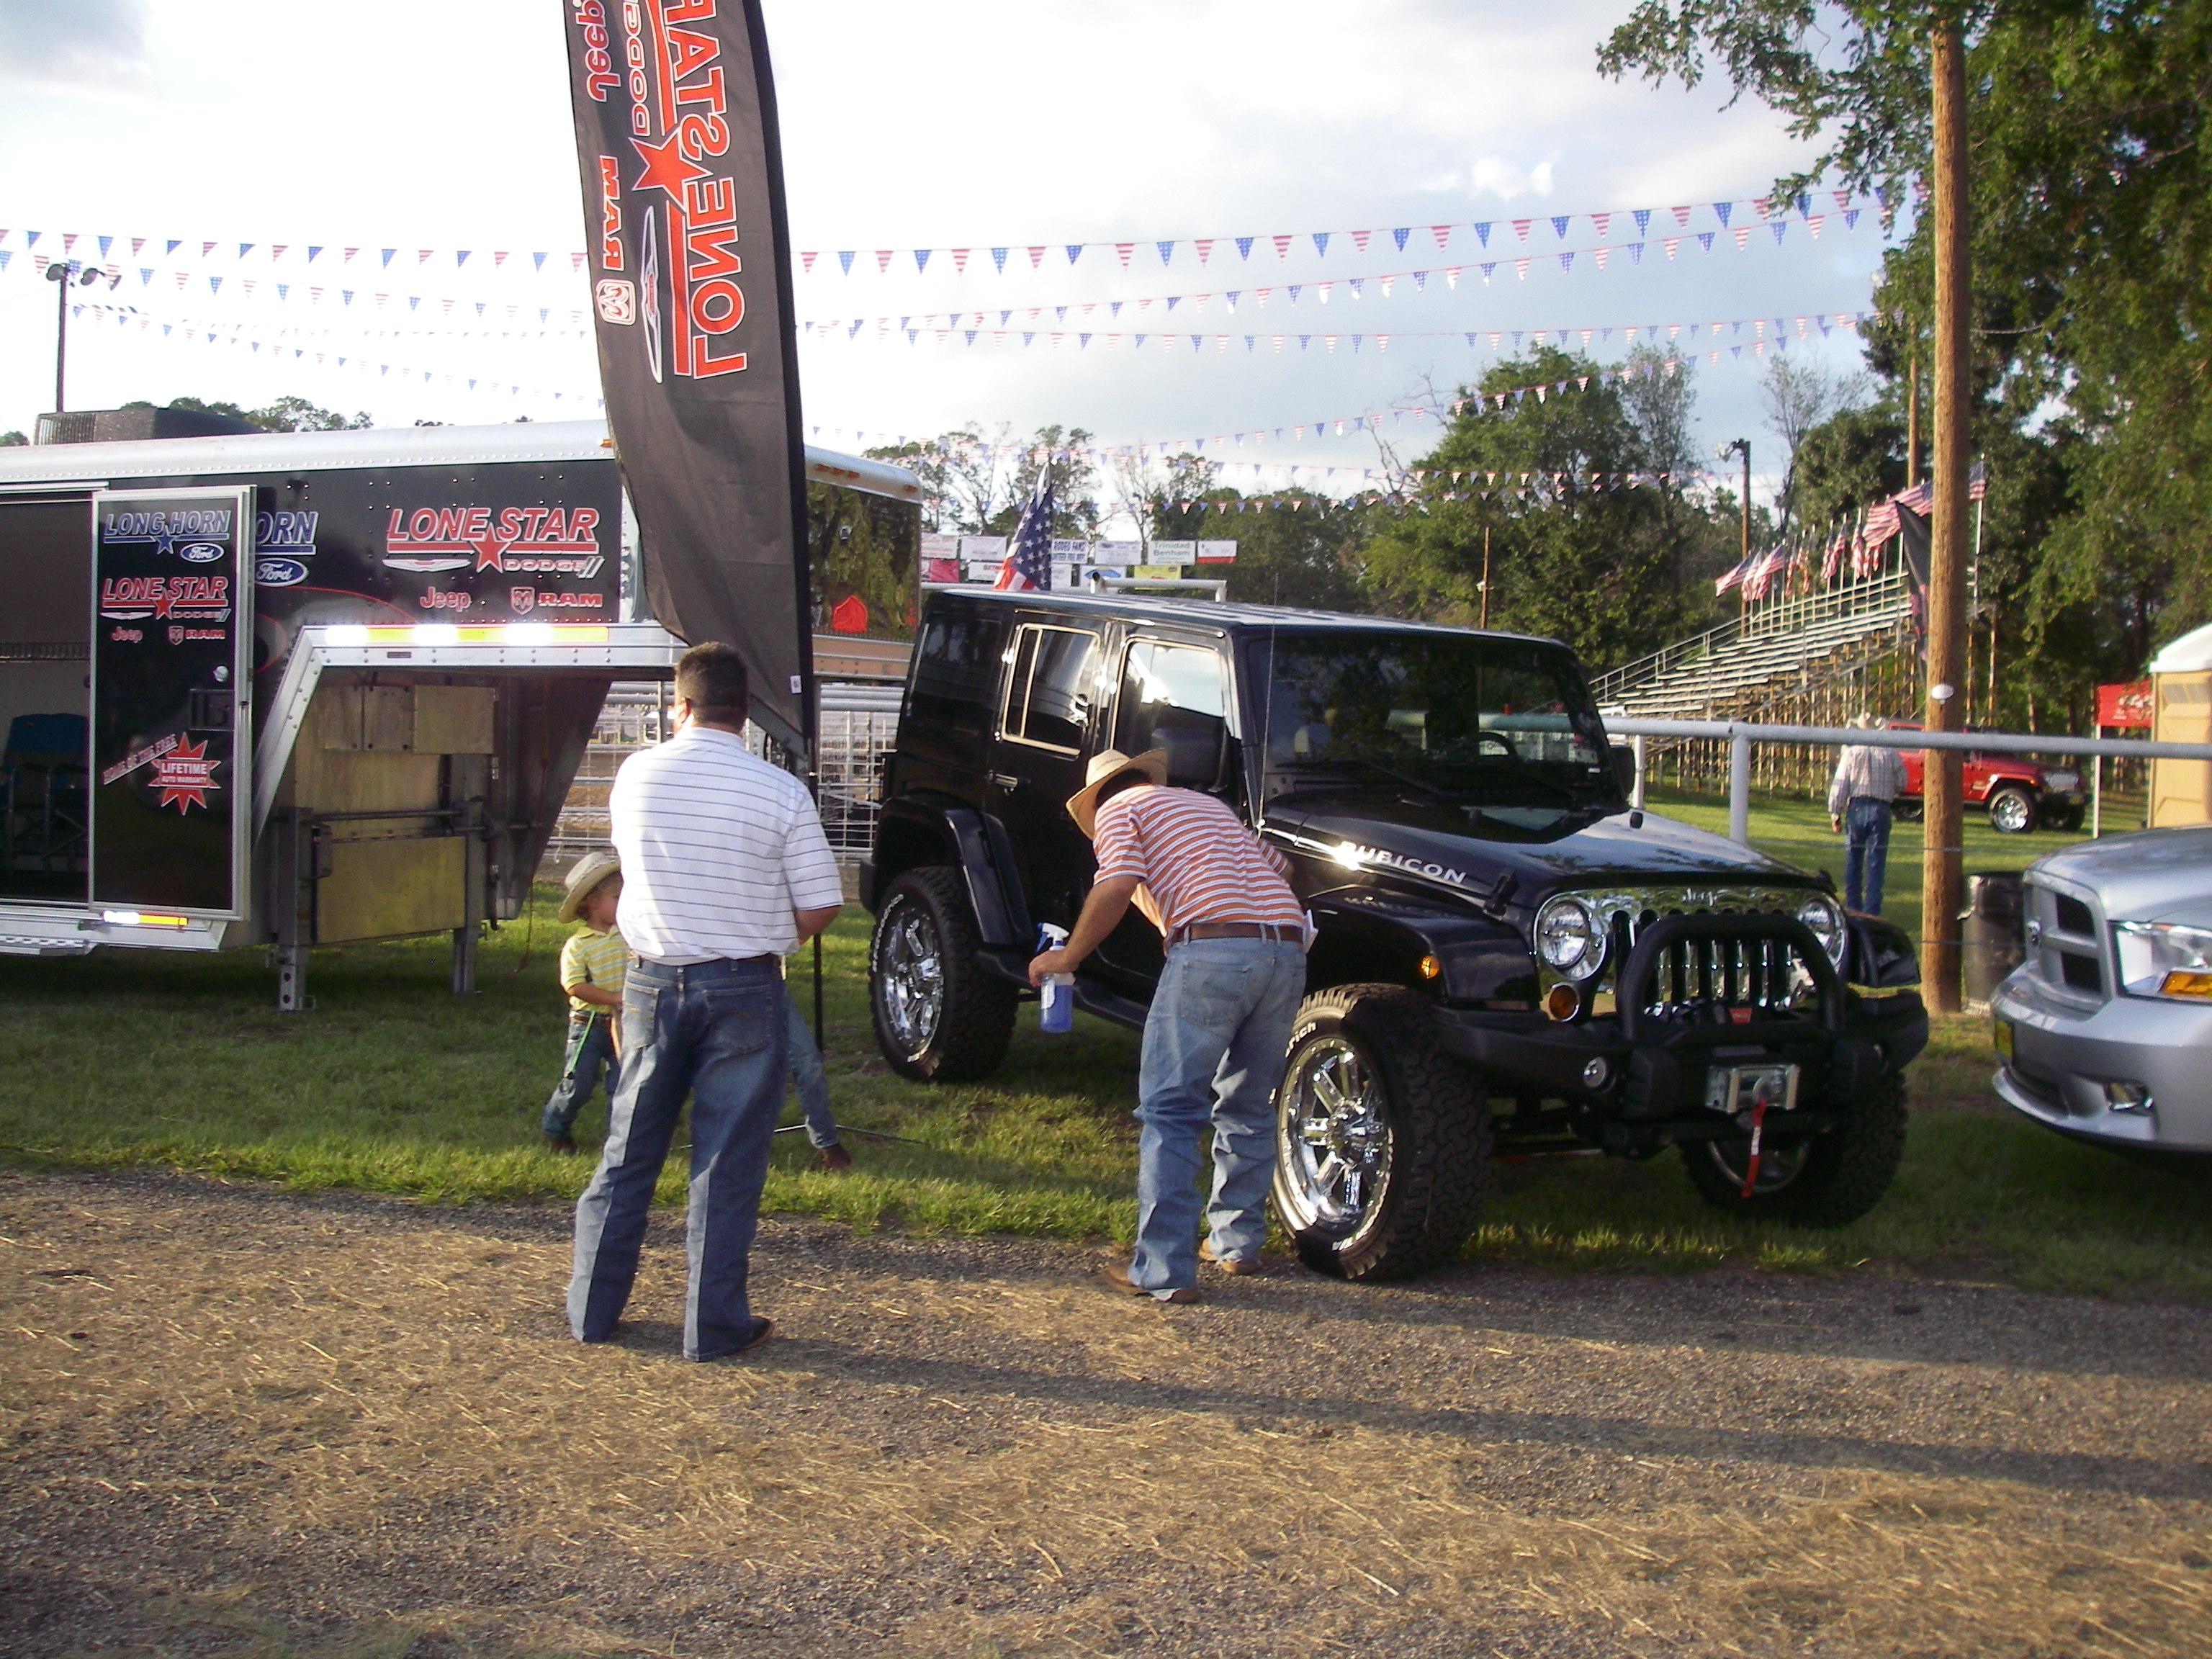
[1795,895,1846,965]
[2114,921,2212,999]
[1536,896,1603,979]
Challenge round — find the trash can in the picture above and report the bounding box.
[1961,871,2026,1010]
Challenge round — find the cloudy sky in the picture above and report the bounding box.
[0,0,1889,504]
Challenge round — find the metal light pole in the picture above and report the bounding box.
[1718,438,1752,616]
[1921,13,1974,1014]
[45,260,108,414]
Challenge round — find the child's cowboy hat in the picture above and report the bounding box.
[557,848,623,923]
[1064,747,1169,838]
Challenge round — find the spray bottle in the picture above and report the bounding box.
[1035,922,1074,1033]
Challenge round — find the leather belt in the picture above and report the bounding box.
[1167,920,1301,946]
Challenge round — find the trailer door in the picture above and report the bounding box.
[88,487,255,916]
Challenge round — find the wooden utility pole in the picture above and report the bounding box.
[1921,12,1972,1013]
[1478,523,1492,629]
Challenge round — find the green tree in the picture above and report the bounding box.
[0,431,25,446]
[1601,0,2212,719]
[1362,348,1733,666]
[1165,490,1373,610]
[148,395,372,431]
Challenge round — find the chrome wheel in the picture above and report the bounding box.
[1990,788,2035,834]
[1277,1035,1393,1232]
[874,899,944,1054]
[1701,1134,1813,1196]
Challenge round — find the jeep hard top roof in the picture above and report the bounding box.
[931,585,1561,649]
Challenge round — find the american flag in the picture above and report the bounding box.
[1714,551,1754,595]
[1822,523,1850,583]
[992,470,1056,591]
[1742,544,1791,600]
[1894,478,1933,516]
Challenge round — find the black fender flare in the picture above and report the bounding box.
[870,796,1030,948]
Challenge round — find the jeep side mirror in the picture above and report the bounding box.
[1609,745,1637,800]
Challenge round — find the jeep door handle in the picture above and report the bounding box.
[989,772,1021,791]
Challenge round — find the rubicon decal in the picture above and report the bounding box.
[98,574,232,621]
[382,506,604,577]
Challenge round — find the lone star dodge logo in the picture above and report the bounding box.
[575,0,750,380]
[382,506,605,577]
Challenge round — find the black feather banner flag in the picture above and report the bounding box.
[562,0,814,755]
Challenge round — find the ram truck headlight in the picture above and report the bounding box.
[2113,921,2212,1000]
[1795,895,1846,965]
[1535,896,1603,979]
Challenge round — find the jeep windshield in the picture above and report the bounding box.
[1248,631,1617,828]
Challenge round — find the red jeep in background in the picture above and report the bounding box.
[1888,722,2087,834]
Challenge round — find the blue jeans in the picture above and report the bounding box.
[784,992,839,1148]
[1130,936,1307,1295]
[568,956,786,1360]
[541,1012,619,1140]
[1845,797,1894,914]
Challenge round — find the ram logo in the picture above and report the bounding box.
[254,557,308,587]
[177,541,226,563]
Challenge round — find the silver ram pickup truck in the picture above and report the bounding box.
[1992,825,2212,1172]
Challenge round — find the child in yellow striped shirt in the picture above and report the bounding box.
[543,851,626,1154]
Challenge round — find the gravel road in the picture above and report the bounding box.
[3,1167,2208,1658]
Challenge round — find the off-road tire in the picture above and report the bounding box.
[2047,804,2085,834]
[1892,798,1924,823]
[1272,983,1491,1282]
[1680,1069,1910,1225]
[868,866,1017,1083]
[1988,785,2038,835]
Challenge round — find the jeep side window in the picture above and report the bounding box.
[1115,640,1227,782]
[908,609,1006,734]
[1000,624,1097,753]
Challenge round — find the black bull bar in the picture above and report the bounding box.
[1434,912,1897,1123]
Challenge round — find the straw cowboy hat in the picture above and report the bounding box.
[557,848,623,923]
[1065,747,1170,838]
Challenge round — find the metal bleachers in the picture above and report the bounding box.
[1593,571,1915,723]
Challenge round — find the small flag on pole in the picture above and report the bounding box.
[993,470,1056,592]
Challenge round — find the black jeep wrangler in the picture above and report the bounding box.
[860,589,1928,1280]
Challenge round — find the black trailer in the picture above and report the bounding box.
[0,418,919,1004]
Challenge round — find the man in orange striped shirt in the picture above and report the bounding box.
[1029,748,1308,1302]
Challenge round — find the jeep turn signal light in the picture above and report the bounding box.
[2159,971,2212,999]
[1419,954,1442,979]
[1544,982,1581,1021]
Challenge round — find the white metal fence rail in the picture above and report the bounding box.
[1609,717,2212,846]
[548,682,904,864]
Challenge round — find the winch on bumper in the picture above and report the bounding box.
[1430,912,1930,1155]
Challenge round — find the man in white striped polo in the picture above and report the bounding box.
[1029,747,1307,1302]
[569,643,844,1361]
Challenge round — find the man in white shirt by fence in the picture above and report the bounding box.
[1827,713,1907,914]
[568,642,843,1362]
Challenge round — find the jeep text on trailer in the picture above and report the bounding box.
[0,418,920,1004]
[863,589,1930,1281]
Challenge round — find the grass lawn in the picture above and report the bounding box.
[2,795,2206,1303]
